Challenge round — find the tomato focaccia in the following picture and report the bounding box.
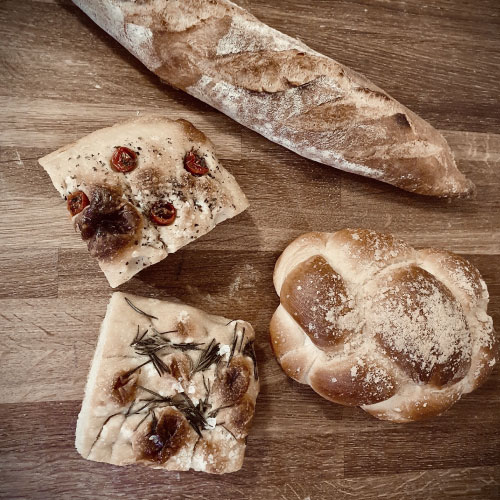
[76,292,259,474]
[39,116,248,287]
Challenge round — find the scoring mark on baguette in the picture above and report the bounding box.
[393,112,412,130]
[357,87,392,102]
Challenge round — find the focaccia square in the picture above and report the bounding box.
[76,292,259,474]
[39,115,248,287]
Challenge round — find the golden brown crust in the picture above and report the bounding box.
[217,394,255,439]
[111,369,139,405]
[418,248,487,309]
[280,255,356,350]
[73,0,474,197]
[368,265,471,386]
[133,407,193,465]
[212,356,252,407]
[309,358,397,406]
[328,228,416,280]
[175,118,210,145]
[74,185,143,262]
[469,336,499,391]
[272,229,497,422]
[363,386,462,422]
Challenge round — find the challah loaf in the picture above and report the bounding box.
[270,229,497,422]
[72,0,474,197]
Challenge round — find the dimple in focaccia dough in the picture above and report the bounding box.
[76,292,259,474]
[39,115,248,287]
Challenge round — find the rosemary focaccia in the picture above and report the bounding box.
[39,115,248,287]
[76,292,259,474]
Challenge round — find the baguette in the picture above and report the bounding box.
[72,0,474,197]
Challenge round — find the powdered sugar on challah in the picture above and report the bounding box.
[366,269,471,378]
[271,229,497,422]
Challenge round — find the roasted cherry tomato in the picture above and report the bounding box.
[150,201,176,226]
[111,146,138,173]
[184,151,209,176]
[67,190,89,216]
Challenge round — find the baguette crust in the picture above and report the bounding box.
[76,292,259,473]
[73,0,474,197]
[271,230,497,422]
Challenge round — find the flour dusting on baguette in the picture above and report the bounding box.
[73,0,474,197]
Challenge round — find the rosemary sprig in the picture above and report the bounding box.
[122,359,150,378]
[227,323,246,366]
[134,411,153,432]
[130,325,148,346]
[134,386,174,419]
[152,327,203,352]
[228,326,238,366]
[137,385,172,401]
[132,333,169,353]
[130,399,156,416]
[125,399,136,416]
[207,403,234,419]
[238,327,246,352]
[150,352,170,376]
[135,386,207,437]
[130,329,203,376]
[149,328,204,352]
[218,423,237,441]
[125,297,158,320]
[191,339,222,375]
[88,412,123,455]
[197,375,212,415]
[153,329,178,335]
[243,340,258,379]
[150,410,158,432]
[202,374,210,394]
[171,392,207,438]
[131,332,171,376]
[171,341,204,351]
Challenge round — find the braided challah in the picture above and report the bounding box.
[270,229,497,422]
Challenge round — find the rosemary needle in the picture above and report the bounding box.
[125,297,158,320]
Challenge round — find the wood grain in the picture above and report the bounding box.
[1,0,499,498]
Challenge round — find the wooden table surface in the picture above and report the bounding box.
[1,0,499,498]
